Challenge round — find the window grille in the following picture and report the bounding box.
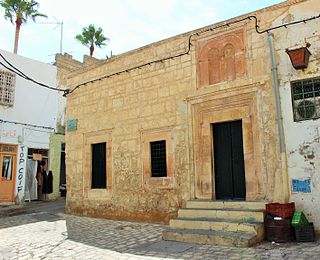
[291,77,320,121]
[150,140,167,177]
[0,70,16,106]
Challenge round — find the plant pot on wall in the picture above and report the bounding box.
[286,43,311,70]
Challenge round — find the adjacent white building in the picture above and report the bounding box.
[271,0,320,229]
[0,49,64,203]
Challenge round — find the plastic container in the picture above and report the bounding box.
[265,225,295,243]
[266,202,295,219]
[265,218,291,227]
[294,223,315,242]
[264,218,294,243]
[291,211,309,227]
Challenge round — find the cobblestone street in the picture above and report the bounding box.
[0,199,319,259]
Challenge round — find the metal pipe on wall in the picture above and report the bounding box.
[267,31,289,202]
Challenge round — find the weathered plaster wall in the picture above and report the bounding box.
[60,0,309,223]
[272,0,320,231]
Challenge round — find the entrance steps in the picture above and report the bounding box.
[162,200,266,247]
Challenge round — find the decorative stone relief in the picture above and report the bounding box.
[197,29,246,87]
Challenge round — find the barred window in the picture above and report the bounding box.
[150,140,167,177]
[0,70,16,106]
[291,77,320,122]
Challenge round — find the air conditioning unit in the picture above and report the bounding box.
[293,98,320,121]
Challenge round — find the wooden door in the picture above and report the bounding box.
[213,120,246,200]
[0,145,17,202]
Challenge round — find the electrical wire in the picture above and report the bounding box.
[66,14,320,96]
[0,52,69,95]
[0,119,55,131]
[2,13,319,97]
[0,61,26,80]
[0,53,29,78]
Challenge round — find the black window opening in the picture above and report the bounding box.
[150,140,167,177]
[91,142,106,189]
[291,77,320,121]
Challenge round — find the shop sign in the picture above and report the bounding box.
[17,146,26,193]
[33,153,42,161]
[292,178,311,193]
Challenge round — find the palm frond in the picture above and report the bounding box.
[0,0,47,24]
[75,24,109,56]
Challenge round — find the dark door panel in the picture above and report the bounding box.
[230,121,246,199]
[213,120,246,200]
[213,122,233,199]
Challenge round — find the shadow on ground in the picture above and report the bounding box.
[0,198,66,229]
[1,199,320,259]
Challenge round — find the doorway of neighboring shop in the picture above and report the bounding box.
[27,148,48,201]
[0,144,17,202]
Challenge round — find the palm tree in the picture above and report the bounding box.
[76,24,109,57]
[0,0,47,54]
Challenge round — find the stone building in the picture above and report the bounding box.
[58,0,320,244]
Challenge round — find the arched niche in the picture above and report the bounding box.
[197,29,246,87]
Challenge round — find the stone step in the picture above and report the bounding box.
[162,228,262,247]
[186,200,266,211]
[170,217,264,234]
[178,208,264,222]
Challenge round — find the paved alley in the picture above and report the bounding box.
[0,199,319,259]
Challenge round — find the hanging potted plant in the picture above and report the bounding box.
[286,43,311,70]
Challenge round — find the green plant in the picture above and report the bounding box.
[75,24,109,57]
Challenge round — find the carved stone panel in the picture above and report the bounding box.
[197,29,246,87]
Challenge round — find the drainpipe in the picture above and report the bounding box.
[267,32,289,203]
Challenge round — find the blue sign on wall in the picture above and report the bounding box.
[292,178,311,193]
[67,119,77,132]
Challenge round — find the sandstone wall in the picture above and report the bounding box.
[61,0,309,223]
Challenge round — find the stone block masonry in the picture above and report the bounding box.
[56,0,317,226]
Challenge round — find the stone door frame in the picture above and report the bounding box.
[188,84,265,201]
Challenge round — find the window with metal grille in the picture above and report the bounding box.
[150,140,167,177]
[291,77,320,122]
[91,142,106,189]
[0,70,16,106]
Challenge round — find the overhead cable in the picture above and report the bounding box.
[0,119,55,131]
[0,52,69,96]
[66,13,320,96]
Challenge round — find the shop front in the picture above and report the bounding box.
[0,143,17,203]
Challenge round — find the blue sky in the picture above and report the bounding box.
[0,0,284,64]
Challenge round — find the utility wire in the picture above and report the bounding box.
[0,61,27,80]
[66,13,320,97]
[2,13,319,97]
[0,53,28,78]
[0,119,55,131]
[0,52,69,95]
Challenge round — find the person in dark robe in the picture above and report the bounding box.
[42,170,53,194]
